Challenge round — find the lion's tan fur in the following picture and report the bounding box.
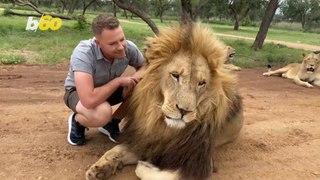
[122,23,243,178]
[263,53,320,88]
[86,23,243,180]
[224,46,241,71]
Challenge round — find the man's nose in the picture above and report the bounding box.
[116,42,125,50]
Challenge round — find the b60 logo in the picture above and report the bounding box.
[26,15,62,31]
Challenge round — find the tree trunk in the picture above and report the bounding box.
[160,11,163,23]
[8,10,72,20]
[113,2,117,17]
[180,0,193,24]
[82,0,96,15]
[229,4,250,31]
[113,0,159,34]
[67,0,79,15]
[12,0,72,19]
[60,0,66,14]
[124,10,128,19]
[234,16,239,30]
[252,0,279,50]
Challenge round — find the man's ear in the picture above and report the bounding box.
[95,38,100,46]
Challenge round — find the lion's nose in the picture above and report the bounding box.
[176,104,191,117]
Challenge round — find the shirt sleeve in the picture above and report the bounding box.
[126,40,144,68]
[71,41,95,75]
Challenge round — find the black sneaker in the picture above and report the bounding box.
[67,113,86,146]
[98,119,121,143]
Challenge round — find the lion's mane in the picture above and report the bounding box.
[121,23,242,179]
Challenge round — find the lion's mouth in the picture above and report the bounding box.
[164,116,186,129]
[306,67,315,73]
[229,53,235,58]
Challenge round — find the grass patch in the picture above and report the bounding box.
[1,54,26,64]
[223,39,307,68]
[0,9,316,67]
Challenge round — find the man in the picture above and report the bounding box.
[63,14,144,146]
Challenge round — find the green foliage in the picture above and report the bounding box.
[0,10,316,67]
[3,7,12,16]
[73,15,89,31]
[0,54,26,65]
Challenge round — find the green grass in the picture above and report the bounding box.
[0,7,316,67]
[208,23,320,45]
[223,39,307,68]
[0,54,26,64]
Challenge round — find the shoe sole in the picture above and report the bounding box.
[98,127,118,143]
[67,114,79,146]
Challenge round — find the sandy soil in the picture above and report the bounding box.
[0,64,319,180]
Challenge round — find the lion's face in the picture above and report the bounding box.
[160,51,211,129]
[302,53,320,73]
[227,46,236,59]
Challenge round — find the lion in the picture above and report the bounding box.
[263,53,320,88]
[85,22,244,180]
[223,46,241,71]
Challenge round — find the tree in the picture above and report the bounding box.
[281,0,309,28]
[228,0,264,30]
[200,0,229,21]
[113,0,159,34]
[252,0,279,50]
[8,0,72,19]
[150,0,173,23]
[180,0,193,23]
[281,0,320,30]
[180,0,213,22]
[81,0,97,15]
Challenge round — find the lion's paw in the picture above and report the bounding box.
[85,159,123,180]
[262,72,270,76]
[306,83,314,88]
[135,161,159,179]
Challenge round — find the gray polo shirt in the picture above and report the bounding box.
[64,39,144,90]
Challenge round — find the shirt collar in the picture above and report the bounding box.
[92,38,105,61]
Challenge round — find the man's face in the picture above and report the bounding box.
[95,26,127,60]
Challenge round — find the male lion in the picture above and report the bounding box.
[223,46,242,71]
[86,23,243,180]
[263,53,320,88]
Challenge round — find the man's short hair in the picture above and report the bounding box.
[92,14,120,36]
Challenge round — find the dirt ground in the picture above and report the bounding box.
[0,64,319,180]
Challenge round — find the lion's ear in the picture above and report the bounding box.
[144,42,163,64]
[143,39,160,65]
[302,53,306,58]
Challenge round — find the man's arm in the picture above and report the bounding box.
[75,71,137,109]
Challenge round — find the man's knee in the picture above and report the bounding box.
[93,103,113,124]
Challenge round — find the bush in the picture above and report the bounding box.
[73,15,89,31]
[3,7,12,16]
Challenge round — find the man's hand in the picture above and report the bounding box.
[117,76,138,99]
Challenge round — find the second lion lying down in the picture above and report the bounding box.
[263,53,320,88]
[86,23,243,180]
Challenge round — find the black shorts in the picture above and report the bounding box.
[63,87,124,112]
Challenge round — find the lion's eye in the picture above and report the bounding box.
[171,73,180,82]
[198,81,206,87]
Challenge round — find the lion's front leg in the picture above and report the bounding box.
[86,144,138,180]
[293,78,313,88]
[135,161,179,180]
[313,80,320,87]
